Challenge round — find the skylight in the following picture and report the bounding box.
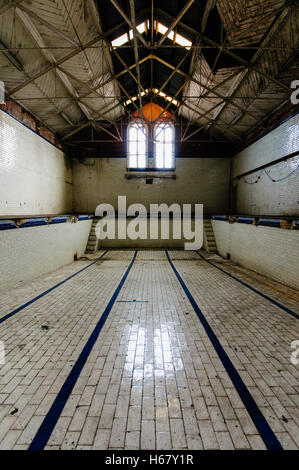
[153,89,178,106]
[124,89,178,107]
[112,22,147,48]
[157,22,192,49]
[111,20,192,50]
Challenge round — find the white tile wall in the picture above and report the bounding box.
[233,114,299,178]
[234,155,299,216]
[0,110,72,216]
[212,220,299,290]
[232,114,299,216]
[0,220,92,293]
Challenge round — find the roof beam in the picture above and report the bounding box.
[0,38,23,71]
[56,65,121,128]
[7,35,103,96]
[157,0,197,47]
[201,0,216,33]
[61,101,121,141]
[152,49,193,123]
[36,53,249,129]
[0,14,76,128]
[0,0,26,16]
[109,0,148,47]
[42,55,151,122]
[15,7,90,122]
[228,4,287,46]
[11,5,124,134]
[209,70,248,125]
[201,33,290,92]
[183,123,207,141]
[109,47,150,122]
[156,7,291,92]
[16,4,79,47]
[129,0,144,120]
[6,17,130,96]
[212,7,291,127]
[152,88,240,141]
[87,0,125,138]
[152,54,258,122]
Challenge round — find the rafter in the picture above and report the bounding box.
[201,0,216,32]
[0,14,77,128]
[183,123,207,141]
[15,7,90,123]
[207,69,248,128]
[212,7,291,127]
[157,7,291,92]
[0,0,26,16]
[87,0,125,138]
[6,13,129,97]
[6,13,145,124]
[152,55,258,123]
[7,35,103,96]
[151,88,241,141]
[129,0,144,121]
[16,4,79,47]
[152,49,193,124]
[61,101,121,141]
[0,38,23,71]
[43,55,151,122]
[200,34,290,93]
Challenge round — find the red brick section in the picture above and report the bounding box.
[0,99,62,148]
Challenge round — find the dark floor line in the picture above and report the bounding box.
[28,250,138,450]
[166,251,283,451]
[196,251,299,320]
[0,250,109,325]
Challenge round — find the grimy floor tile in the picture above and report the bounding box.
[0,249,298,450]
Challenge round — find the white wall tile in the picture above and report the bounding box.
[212,220,299,289]
[0,110,72,216]
[0,220,92,293]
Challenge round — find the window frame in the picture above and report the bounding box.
[153,122,175,170]
[127,121,148,170]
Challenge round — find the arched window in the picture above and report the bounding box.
[127,122,147,169]
[154,123,175,169]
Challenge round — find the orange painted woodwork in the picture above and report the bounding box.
[132,102,172,122]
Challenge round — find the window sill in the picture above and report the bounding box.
[125,172,176,180]
[126,168,175,172]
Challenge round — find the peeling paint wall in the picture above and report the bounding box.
[232,114,299,216]
[72,157,231,215]
[0,110,72,216]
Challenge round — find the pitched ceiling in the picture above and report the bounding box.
[0,0,298,145]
